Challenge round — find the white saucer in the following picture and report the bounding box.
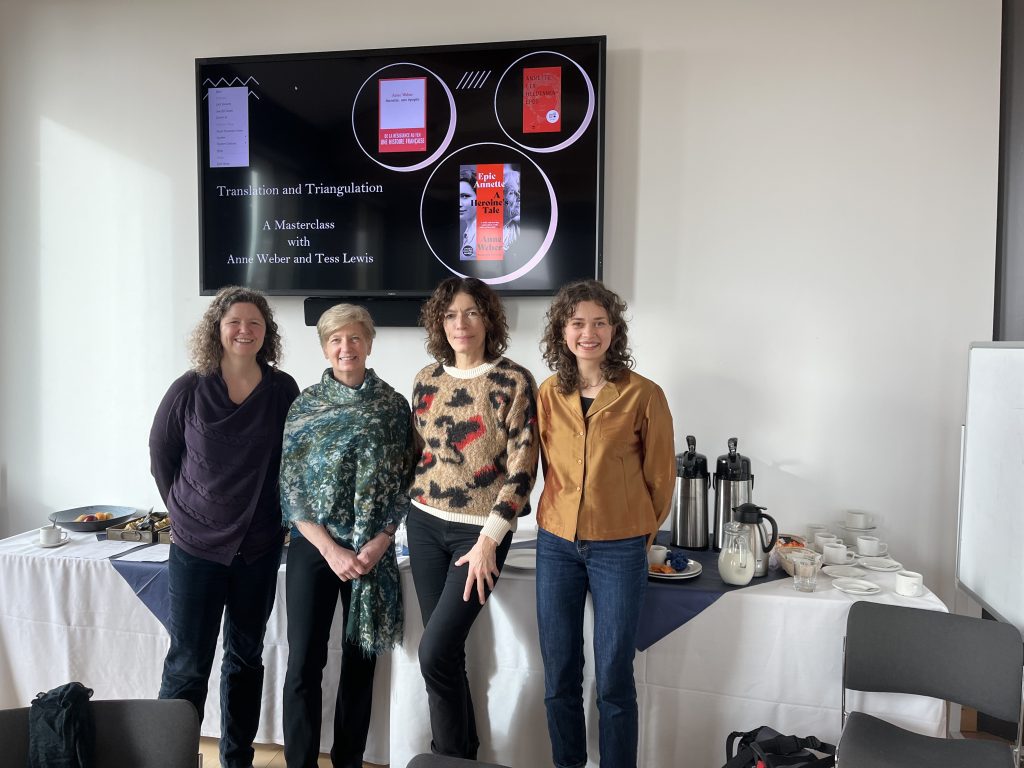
[822,565,865,578]
[38,538,70,549]
[853,549,891,560]
[649,561,702,581]
[837,522,877,533]
[859,557,902,572]
[832,577,881,595]
[503,550,536,571]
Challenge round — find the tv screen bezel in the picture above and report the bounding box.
[195,35,606,298]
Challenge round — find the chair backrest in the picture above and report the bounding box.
[844,602,1024,724]
[0,698,200,768]
[0,705,30,765]
[93,699,200,768]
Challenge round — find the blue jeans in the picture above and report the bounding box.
[536,529,648,768]
[159,542,281,768]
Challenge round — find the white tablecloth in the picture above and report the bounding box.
[0,530,946,768]
[389,563,947,768]
[0,532,392,764]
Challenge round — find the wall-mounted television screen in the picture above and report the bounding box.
[196,36,605,297]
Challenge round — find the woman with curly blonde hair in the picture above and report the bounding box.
[535,279,675,768]
[150,285,298,768]
[407,276,538,759]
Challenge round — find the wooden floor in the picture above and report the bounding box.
[198,737,387,767]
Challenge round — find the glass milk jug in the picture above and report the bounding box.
[718,521,754,586]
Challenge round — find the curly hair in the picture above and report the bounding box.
[540,280,634,394]
[189,285,283,375]
[420,277,508,365]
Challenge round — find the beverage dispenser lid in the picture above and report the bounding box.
[734,502,767,523]
[714,437,753,481]
[677,435,709,478]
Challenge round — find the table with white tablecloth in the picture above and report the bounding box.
[389,559,947,768]
[0,530,392,764]
[0,529,946,768]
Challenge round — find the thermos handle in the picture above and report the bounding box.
[760,512,779,553]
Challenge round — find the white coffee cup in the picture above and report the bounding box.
[647,545,668,568]
[39,526,68,546]
[814,532,842,552]
[823,542,856,565]
[806,524,830,544]
[895,570,924,597]
[856,535,888,557]
[845,510,872,529]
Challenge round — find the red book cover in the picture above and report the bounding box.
[474,164,505,261]
[460,164,519,262]
[523,66,562,134]
[378,77,427,153]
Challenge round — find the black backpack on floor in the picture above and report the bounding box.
[724,725,836,768]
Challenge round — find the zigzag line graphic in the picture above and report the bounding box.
[456,71,492,89]
[203,76,260,88]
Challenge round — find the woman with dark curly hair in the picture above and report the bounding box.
[535,280,675,768]
[407,276,539,759]
[149,285,298,768]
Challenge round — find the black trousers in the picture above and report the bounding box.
[159,542,281,768]
[282,535,377,768]
[406,507,513,759]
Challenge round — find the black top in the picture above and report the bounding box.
[149,364,299,565]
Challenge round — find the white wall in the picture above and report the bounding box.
[0,0,1000,608]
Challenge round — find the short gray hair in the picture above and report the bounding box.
[316,303,376,346]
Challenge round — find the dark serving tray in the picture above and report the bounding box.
[48,505,139,532]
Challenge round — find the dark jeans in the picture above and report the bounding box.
[282,534,377,768]
[535,529,648,768]
[158,541,281,768]
[406,507,512,759]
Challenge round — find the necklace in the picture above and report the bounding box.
[579,376,605,390]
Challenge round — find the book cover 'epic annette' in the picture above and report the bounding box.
[459,164,521,261]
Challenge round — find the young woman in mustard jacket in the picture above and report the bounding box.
[535,280,675,768]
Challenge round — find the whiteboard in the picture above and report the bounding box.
[956,342,1024,639]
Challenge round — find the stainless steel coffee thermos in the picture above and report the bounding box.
[670,435,709,549]
[733,502,778,577]
[712,437,754,551]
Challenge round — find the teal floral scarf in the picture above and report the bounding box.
[280,367,414,653]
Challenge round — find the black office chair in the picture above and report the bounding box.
[837,601,1023,767]
[0,698,200,767]
[407,754,512,768]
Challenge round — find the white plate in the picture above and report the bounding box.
[503,550,536,571]
[832,577,881,595]
[822,565,865,578]
[649,561,703,581]
[837,522,877,533]
[38,538,71,549]
[859,557,902,572]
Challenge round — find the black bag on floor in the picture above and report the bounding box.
[724,725,836,768]
[27,681,96,768]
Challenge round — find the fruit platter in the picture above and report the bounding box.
[49,505,138,532]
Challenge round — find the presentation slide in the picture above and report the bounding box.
[196,37,605,297]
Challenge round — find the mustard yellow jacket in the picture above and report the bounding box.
[536,370,675,542]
